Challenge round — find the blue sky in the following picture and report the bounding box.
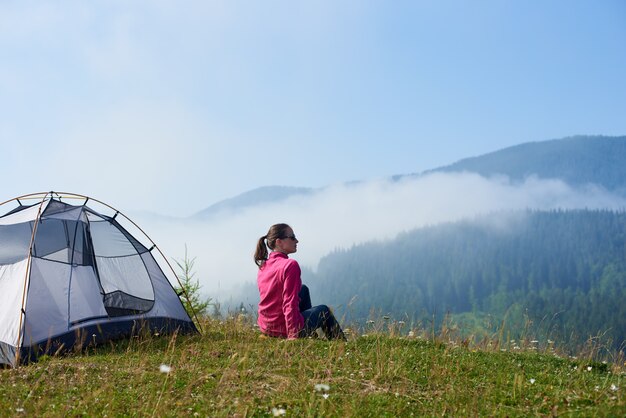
[1,1,625,216]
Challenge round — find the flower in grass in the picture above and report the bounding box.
[272,407,286,416]
[529,378,535,384]
[314,383,330,392]
[587,366,592,372]
[610,384,618,392]
[159,364,172,374]
[322,394,329,399]
[408,331,415,338]
[16,408,25,413]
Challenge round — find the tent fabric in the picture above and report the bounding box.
[0,260,27,347]
[0,195,197,367]
[0,203,42,226]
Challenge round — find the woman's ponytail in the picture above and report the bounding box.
[254,235,268,268]
[254,223,291,268]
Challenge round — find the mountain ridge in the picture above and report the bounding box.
[420,135,626,192]
[192,185,317,220]
[195,135,626,218]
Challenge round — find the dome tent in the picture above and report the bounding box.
[0,192,198,368]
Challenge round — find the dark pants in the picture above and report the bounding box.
[298,285,345,340]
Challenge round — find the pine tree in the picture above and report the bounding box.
[174,246,211,318]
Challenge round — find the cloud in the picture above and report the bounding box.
[133,172,626,302]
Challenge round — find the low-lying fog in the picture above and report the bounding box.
[133,172,626,302]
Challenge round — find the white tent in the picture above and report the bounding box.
[0,192,197,367]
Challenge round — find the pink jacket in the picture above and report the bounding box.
[257,252,304,339]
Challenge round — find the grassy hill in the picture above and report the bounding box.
[1,318,623,417]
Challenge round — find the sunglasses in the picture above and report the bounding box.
[281,235,297,241]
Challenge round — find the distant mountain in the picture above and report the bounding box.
[194,135,626,218]
[421,135,626,193]
[192,186,316,220]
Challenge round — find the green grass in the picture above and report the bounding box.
[1,317,624,417]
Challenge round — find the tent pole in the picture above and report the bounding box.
[14,192,50,367]
[148,242,205,333]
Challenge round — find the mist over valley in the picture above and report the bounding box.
[136,135,626,350]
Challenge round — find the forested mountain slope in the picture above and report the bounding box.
[308,210,626,350]
[422,135,626,193]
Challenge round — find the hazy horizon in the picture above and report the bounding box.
[130,171,626,302]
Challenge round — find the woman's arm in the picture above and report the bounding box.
[282,261,305,339]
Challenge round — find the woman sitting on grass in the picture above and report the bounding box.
[254,223,345,340]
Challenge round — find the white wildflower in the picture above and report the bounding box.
[16,408,24,413]
[408,331,415,338]
[272,407,287,416]
[314,383,330,392]
[529,378,535,384]
[159,364,172,374]
[587,366,592,372]
[322,394,329,399]
[610,384,618,391]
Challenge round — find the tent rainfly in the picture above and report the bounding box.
[0,192,197,368]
